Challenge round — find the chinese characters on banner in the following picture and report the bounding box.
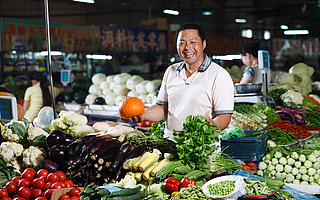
[98,27,167,54]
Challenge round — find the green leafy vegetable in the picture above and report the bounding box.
[268,88,288,106]
[150,118,166,137]
[8,122,26,140]
[253,103,281,125]
[173,115,220,170]
[31,134,47,149]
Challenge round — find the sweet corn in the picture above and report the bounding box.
[132,152,151,171]
[123,156,141,170]
[150,158,170,177]
[142,161,159,180]
[139,152,160,171]
[134,172,142,182]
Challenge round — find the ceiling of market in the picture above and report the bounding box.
[0,0,318,39]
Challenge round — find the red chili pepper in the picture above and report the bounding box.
[247,162,258,171]
[163,177,180,193]
[179,177,196,188]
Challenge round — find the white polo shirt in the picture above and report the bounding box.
[156,54,234,140]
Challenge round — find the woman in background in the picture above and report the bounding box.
[23,72,65,122]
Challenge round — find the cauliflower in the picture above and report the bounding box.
[7,158,24,173]
[2,119,27,142]
[64,112,88,126]
[22,146,45,168]
[281,90,304,108]
[0,142,24,161]
[27,127,48,140]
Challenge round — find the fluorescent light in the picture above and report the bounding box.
[202,11,212,16]
[212,55,241,60]
[284,30,309,35]
[280,25,288,30]
[163,9,179,15]
[264,30,271,40]
[235,18,246,23]
[40,51,62,56]
[241,29,252,38]
[86,54,112,60]
[11,51,17,54]
[73,0,94,4]
[170,57,176,63]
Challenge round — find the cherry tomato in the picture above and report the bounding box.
[11,177,22,184]
[36,169,49,178]
[5,182,16,193]
[55,171,66,182]
[64,181,71,188]
[39,175,47,182]
[35,197,48,200]
[18,179,31,188]
[24,168,36,177]
[0,189,8,197]
[32,178,45,189]
[59,182,67,188]
[47,173,59,183]
[1,197,12,200]
[12,194,18,199]
[70,196,80,200]
[31,188,42,199]
[68,188,81,197]
[12,197,26,200]
[50,182,63,190]
[21,171,34,181]
[59,194,70,200]
[43,182,53,191]
[43,189,53,200]
[65,180,73,188]
[17,187,31,199]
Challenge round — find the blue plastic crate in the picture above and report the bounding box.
[220,130,268,162]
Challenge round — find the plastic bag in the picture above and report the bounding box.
[221,127,245,140]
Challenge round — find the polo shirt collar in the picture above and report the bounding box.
[176,53,212,72]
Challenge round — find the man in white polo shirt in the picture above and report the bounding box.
[125,22,234,140]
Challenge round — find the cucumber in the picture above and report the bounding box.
[97,188,111,196]
[109,186,141,197]
[80,187,95,195]
[109,192,143,200]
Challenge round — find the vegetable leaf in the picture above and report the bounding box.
[32,134,47,149]
[8,122,26,139]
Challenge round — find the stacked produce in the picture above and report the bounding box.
[85,73,162,106]
[64,78,91,104]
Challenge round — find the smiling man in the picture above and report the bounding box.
[122,22,234,140]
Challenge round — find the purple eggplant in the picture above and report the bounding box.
[110,143,131,172]
[91,139,121,161]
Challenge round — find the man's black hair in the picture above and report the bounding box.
[175,22,206,43]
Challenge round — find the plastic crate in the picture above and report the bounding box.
[220,130,268,162]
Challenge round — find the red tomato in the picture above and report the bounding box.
[43,182,53,191]
[0,189,8,197]
[55,171,66,182]
[68,188,81,197]
[21,171,34,181]
[31,188,42,199]
[39,176,47,183]
[43,189,53,200]
[47,173,59,183]
[17,187,31,199]
[59,182,67,188]
[23,168,36,177]
[59,194,70,200]
[1,197,12,200]
[11,177,22,184]
[64,181,71,188]
[5,182,16,193]
[12,194,18,199]
[32,178,45,189]
[35,197,47,200]
[18,179,31,188]
[70,196,80,200]
[12,197,26,200]
[50,182,63,190]
[36,169,49,178]
[65,180,73,188]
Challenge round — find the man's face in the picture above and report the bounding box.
[176,29,206,66]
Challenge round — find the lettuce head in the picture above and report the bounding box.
[289,62,315,77]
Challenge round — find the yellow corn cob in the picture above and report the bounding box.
[139,152,160,171]
[134,172,142,182]
[150,158,170,177]
[132,152,151,171]
[126,171,134,176]
[123,156,141,170]
[142,161,159,180]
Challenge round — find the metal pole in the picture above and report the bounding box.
[44,0,57,119]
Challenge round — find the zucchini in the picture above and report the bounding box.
[80,187,95,195]
[109,186,141,197]
[156,160,184,180]
[109,192,143,200]
[97,188,111,196]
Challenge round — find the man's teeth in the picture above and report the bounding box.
[185,53,194,56]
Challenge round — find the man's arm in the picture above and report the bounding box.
[205,113,231,130]
[123,104,168,123]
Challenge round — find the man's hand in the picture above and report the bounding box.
[205,116,215,124]
[120,116,142,123]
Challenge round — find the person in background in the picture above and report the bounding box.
[121,22,234,140]
[23,72,65,122]
[232,42,262,84]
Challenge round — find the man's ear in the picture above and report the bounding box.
[203,40,207,50]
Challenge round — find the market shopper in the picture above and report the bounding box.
[232,42,262,84]
[122,22,234,140]
[23,72,65,122]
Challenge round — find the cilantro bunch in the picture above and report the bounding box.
[173,115,220,170]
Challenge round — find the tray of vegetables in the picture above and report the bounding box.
[239,178,275,199]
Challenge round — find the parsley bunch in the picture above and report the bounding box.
[173,115,220,170]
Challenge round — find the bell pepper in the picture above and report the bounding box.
[247,162,258,170]
[163,177,179,193]
[179,177,196,188]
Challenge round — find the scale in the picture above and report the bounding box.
[0,96,18,123]
[234,50,270,105]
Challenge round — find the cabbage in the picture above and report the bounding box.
[85,94,98,104]
[146,93,157,104]
[115,95,126,106]
[268,83,302,93]
[127,90,139,97]
[105,93,117,105]
[89,84,102,95]
[146,79,162,93]
[289,63,315,77]
[113,84,127,96]
[99,81,109,89]
[67,125,95,137]
[138,95,147,104]
[225,67,231,74]
[113,73,131,84]
[106,75,115,83]
[102,88,113,95]
[126,75,144,90]
[278,73,302,85]
[136,80,150,95]
[92,73,107,85]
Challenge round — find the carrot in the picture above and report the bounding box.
[305,95,320,106]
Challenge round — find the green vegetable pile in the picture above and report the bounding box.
[0,156,20,188]
[171,184,210,200]
[207,180,235,197]
[253,103,281,125]
[221,127,245,140]
[268,88,288,106]
[173,115,220,170]
[149,118,166,137]
[243,178,271,196]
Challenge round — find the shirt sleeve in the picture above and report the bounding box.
[24,88,32,101]
[242,66,255,81]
